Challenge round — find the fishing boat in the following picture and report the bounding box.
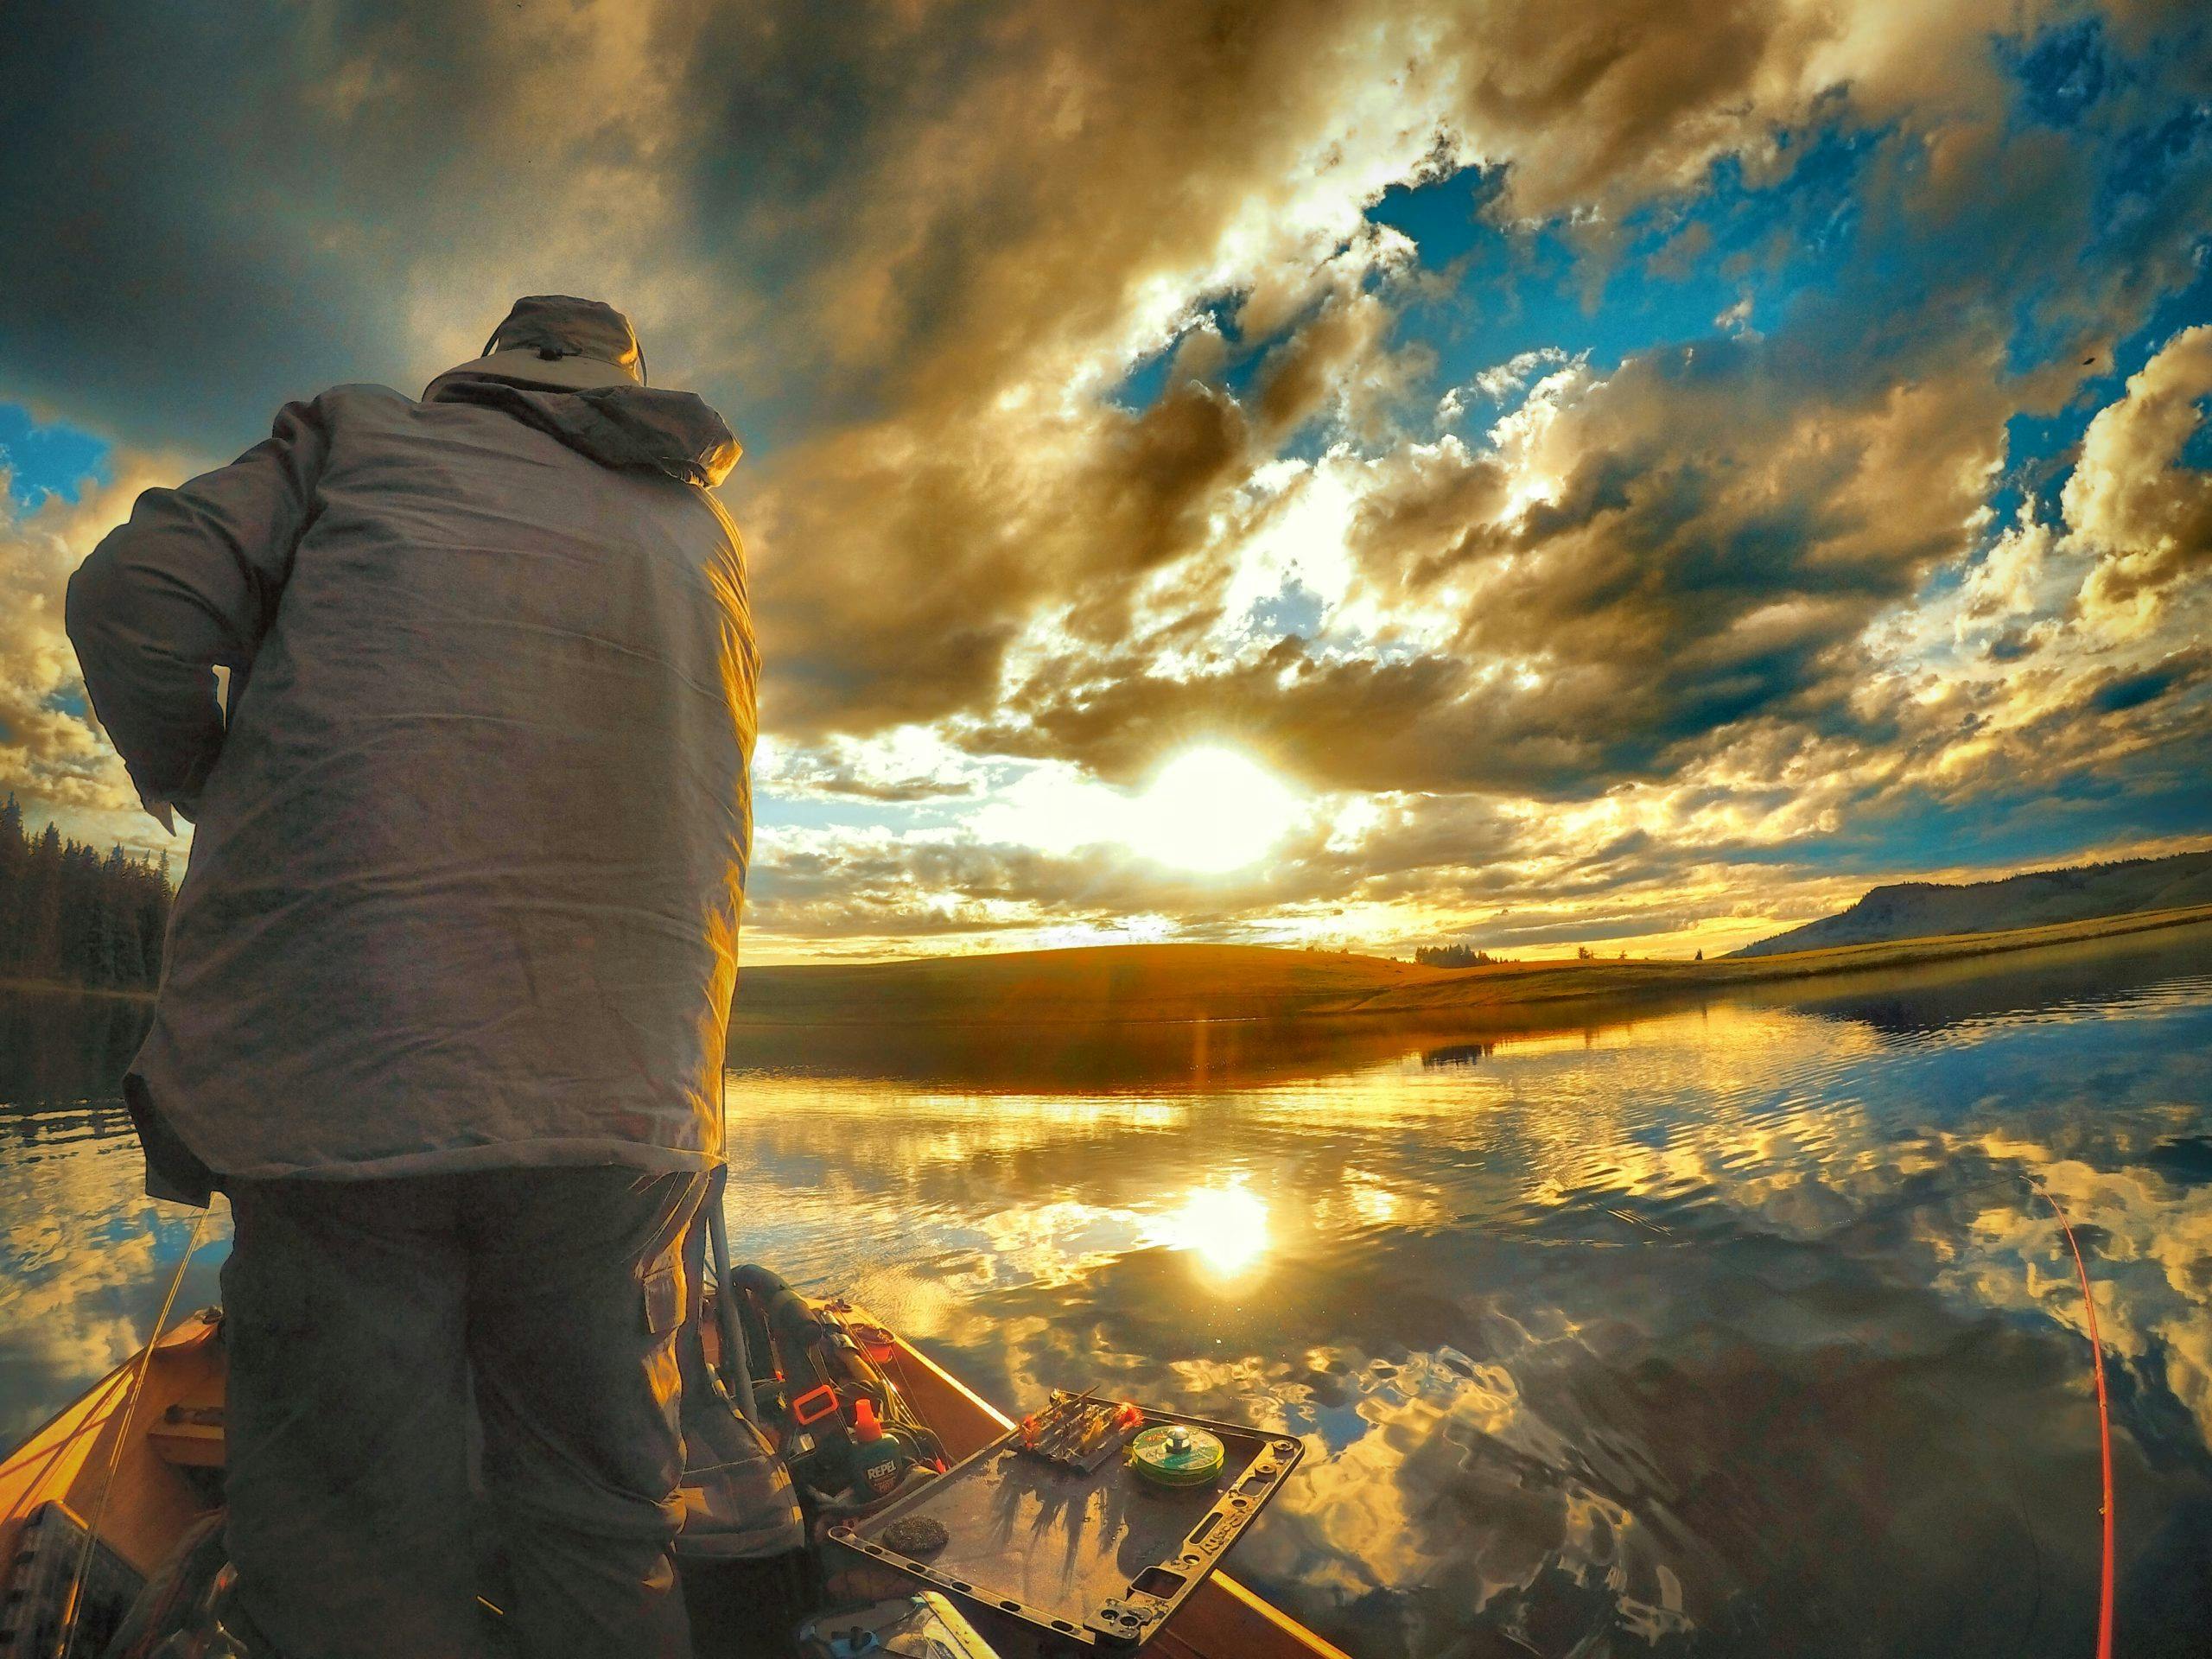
[0,1284,1344,1659]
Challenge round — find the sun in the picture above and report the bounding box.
[1123,747,1300,873]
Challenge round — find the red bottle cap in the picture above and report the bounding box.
[851,1396,885,1442]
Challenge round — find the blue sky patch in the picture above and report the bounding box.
[0,404,110,505]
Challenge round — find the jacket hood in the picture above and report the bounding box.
[423,371,741,487]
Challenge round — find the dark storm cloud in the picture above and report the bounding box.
[0,0,950,451]
[0,5,395,448]
[750,377,1255,733]
[976,321,2021,798]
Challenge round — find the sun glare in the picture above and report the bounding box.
[972,745,1302,873]
[1155,1180,1271,1279]
[1124,747,1300,873]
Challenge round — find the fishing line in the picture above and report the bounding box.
[2032,1179,2116,1659]
[59,1204,207,1659]
[880,1344,943,1457]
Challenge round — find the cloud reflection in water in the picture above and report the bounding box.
[3,929,2209,1656]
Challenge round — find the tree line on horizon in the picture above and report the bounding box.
[1414,944,1497,968]
[0,796,173,992]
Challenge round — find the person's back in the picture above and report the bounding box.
[66,296,755,1659]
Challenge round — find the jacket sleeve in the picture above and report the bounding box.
[66,397,332,827]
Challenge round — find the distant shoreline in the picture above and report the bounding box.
[8,904,2207,1027]
[732,903,2212,1029]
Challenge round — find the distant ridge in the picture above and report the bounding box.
[729,903,2212,1034]
[1732,849,2212,959]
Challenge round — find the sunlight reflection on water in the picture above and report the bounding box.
[3,925,2210,1657]
[1153,1179,1271,1278]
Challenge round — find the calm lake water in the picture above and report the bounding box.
[5,925,2211,1656]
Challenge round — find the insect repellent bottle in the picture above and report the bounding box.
[847,1396,917,1498]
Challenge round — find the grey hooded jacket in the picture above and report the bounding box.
[66,366,756,1202]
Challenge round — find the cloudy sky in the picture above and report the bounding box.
[3,0,2209,962]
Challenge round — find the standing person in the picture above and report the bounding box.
[66,296,756,1659]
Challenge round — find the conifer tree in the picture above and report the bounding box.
[0,794,22,974]
[0,805,173,990]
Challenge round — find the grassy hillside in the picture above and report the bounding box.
[732,903,2212,1029]
[731,943,1435,1027]
[1733,847,2212,957]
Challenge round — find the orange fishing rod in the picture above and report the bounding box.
[2036,1183,2115,1659]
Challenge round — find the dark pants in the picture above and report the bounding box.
[219,1166,712,1659]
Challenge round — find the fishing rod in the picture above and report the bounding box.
[696,1194,951,1520]
[59,1206,207,1659]
[703,1167,757,1423]
[2034,1179,2116,1659]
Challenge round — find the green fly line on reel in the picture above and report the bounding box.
[1127,1422,1226,1489]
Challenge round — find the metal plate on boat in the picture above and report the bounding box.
[0,1500,145,1659]
[825,1407,1301,1651]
